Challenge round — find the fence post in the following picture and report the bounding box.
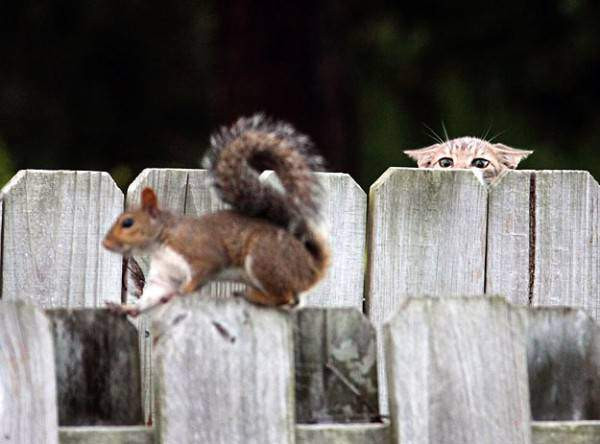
[288,173,366,308]
[153,296,295,444]
[385,296,531,444]
[0,170,123,307]
[0,301,58,444]
[486,170,532,304]
[366,168,488,412]
[532,171,599,319]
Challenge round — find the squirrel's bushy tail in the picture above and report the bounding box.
[203,114,326,259]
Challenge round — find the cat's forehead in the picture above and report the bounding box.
[439,137,493,155]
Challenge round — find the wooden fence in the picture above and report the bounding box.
[0,168,598,443]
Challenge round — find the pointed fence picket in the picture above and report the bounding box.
[0,170,123,308]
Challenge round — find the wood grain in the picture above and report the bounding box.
[47,308,143,426]
[262,172,367,308]
[385,296,531,444]
[309,173,366,308]
[58,426,154,444]
[0,301,59,444]
[366,168,488,412]
[526,306,600,420]
[533,171,599,319]
[486,170,532,304]
[296,422,390,444]
[532,421,600,444]
[294,307,379,423]
[153,296,295,444]
[1,170,123,307]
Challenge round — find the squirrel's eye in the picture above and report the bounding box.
[471,158,490,168]
[121,218,134,228]
[438,157,454,168]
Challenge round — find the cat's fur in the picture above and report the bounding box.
[404,137,532,183]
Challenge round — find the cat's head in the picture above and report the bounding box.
[404,137,533,183]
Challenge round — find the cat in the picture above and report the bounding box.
[404,137,533,183]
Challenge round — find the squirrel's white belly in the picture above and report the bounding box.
[149,246,193,286]
[150,246,256,288]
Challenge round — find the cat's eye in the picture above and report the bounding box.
[438,157,454,168]
[471,158,490,169]
[121,218,134,228]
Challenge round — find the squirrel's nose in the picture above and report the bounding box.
[102,238,116,251]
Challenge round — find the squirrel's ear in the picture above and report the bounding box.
[141,187,159,217]
[404,145,440,168]
[493,144,533,169]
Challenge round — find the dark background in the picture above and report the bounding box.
[1,1,599,189]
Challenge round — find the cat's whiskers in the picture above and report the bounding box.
[441,121,450,142]
[421,123,445,144]
[488,129,508,143]
[481,125,492,141]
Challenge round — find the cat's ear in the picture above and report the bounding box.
[404,145,440,168]
[493,144,533,169]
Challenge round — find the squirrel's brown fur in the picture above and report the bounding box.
[103,115,329,316]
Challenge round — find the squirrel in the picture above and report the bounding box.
[102,114,330,317]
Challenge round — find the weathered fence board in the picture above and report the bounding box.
[127,168,237,421]
[526,306,600,420]
[58,424,395,444]
[385,296,531,444]
[1,170,123,307]
[296,422,390,444]
[0,301,59,444]
[366,168,488,308]
[486,170,532,304]
[153,296,295,444]
[294,307,379,424]
[366,168,487,412]
[532,421,600,444]
[129,169,367,420]
[59,426,154,444]
[47,309,143,426]
[280,173,366,308]
[532,171,599,319]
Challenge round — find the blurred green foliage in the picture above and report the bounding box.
[0,137,15,186]
[352,2,600,186]
[0,1,598,190]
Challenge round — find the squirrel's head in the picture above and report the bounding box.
[103,187,163,255]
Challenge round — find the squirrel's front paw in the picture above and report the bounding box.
[105,301,141,318]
